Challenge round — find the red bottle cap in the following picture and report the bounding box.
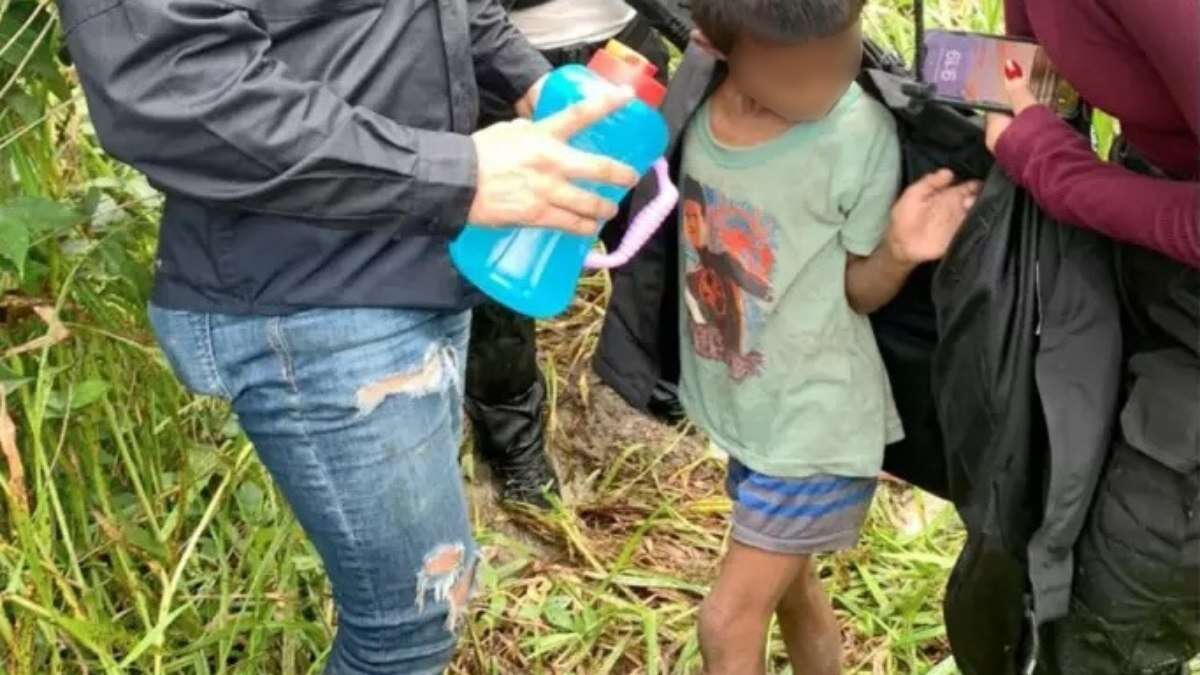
[587,40,667,108]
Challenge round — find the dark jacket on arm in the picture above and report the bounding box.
[58,0,550,314]
[595,45,718,410]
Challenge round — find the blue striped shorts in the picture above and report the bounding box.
[725,459,878,555]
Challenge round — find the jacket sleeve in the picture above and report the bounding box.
[60,0,477,234]
[995,107,1199,269]
[994,0,1200,268]
[1004,0,1034,38]
[1101,0,1198,140]
[467,0,552,107]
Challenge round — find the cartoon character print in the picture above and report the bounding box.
[680,176,777,382]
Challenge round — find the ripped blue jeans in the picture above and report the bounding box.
[149,305,474,675]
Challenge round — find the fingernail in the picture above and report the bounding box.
[1004,59,1023,80]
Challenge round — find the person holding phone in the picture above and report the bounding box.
[986,1,1199,673]
[466,0,682,509]
[58,1,638,672]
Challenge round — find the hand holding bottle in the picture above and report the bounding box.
[468,87,639,236]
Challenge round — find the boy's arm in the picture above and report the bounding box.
[845,170,982,314]
[845,248,916,315]
[839,121,905,314]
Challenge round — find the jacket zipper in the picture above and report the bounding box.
[1034,259,1043,337]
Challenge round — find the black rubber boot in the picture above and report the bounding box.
[465,377,560,509]
[465,300,560,509]
[647,379,686,426]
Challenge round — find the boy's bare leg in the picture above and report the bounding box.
[777,563,842,675]
[698,541,810,675]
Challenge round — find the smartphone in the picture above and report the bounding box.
[920,29,1079,118]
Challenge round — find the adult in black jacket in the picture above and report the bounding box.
[987,1,1200,671]
[59,1,639,672]
[467,0,682,508]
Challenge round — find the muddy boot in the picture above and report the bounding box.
[465,300,560,508]
[647,379,685,426]
[466,377,560,509]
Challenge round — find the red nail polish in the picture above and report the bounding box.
[1004,59,1023,80]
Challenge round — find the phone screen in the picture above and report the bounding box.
[921,30,1063,114]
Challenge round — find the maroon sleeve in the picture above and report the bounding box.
[1004,0,1034,37]
[1101,0,1199,139]
[995,106,1200,268]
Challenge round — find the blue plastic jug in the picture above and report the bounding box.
[450,41,670,319]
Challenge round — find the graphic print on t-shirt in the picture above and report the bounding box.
[680,175,778,382]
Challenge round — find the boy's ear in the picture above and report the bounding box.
[690,29,727,60]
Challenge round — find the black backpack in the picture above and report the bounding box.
[857,37,993,500]
[859,22,1122,675]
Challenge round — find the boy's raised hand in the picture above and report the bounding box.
[886,169,982,265]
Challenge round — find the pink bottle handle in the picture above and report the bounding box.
[584,158,678,270]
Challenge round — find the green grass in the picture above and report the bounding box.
[0,1,1141,674]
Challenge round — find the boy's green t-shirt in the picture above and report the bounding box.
[678,82,905,479]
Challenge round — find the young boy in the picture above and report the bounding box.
[676,1,975,673]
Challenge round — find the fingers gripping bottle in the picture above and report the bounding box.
[449,41,673,319]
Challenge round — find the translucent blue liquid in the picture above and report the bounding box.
[449,65,669,318]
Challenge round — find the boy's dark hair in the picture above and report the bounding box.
[691,0,866,53]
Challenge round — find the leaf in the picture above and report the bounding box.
[0,12,41,70]
[542,597,574,632]
[526,633,577,659]
[893,624,947,647]
[0,221,31,277]
[84,177,124,191]
[68,380,110,409]
[0,198,82,276]
[641,609,660,675]
[6,600,124,668]
[608,572,706,594]
[487,591,508,618]
[5,90,42,126]
[853,560,891,615]
[515,602,542,622]
[0,376,32,395]
[236,482,265,520]
[0,8,69,98]
[292,555,321,573]
[0,366,32,395]
[185,444,220,480]
[120,523,169,562]
[16,258,47,293]
[123,173,162,205]
[89,193,129,232]
[81,188,103,221]
[46,380,111,416]
[1091,110,1120,162]
[880,552,956,570]
[220,414,242,440]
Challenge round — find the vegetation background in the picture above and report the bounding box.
[0,1,1142,673]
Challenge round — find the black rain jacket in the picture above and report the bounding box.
[59,0,550,314]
